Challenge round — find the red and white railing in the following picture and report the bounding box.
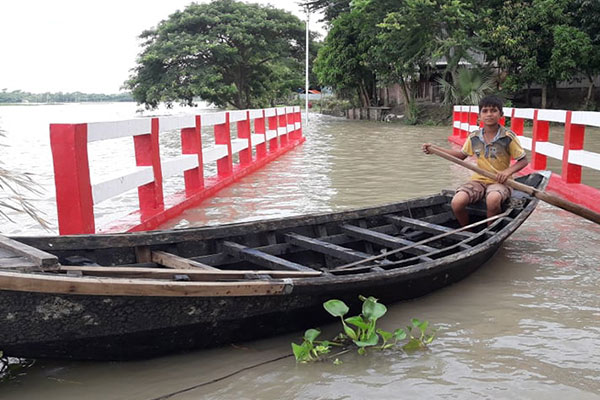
[451,105,600,213]
[50,106,304,235]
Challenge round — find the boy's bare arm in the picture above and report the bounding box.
[496,156,529,183]
[422,143,467,160]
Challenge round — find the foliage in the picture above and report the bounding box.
[313,7,377,108]
[303,0,352,24]
[436,67,496,105]
[0,89,132,103]
[373,0,479,121]
[291,328,335,362]
[126,0,318,110]
[292,295,436,363]
[311,0,600,111]
[0,129,48,229]
[477,0,591,107]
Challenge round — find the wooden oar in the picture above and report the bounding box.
[334,210,511,270]
[427,144,600,225]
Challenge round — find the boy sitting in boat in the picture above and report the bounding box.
[422,95,528,226]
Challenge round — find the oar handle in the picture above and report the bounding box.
[428,145,534,195]
[428,144,600,225]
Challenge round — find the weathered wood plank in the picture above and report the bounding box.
[340,224,436,255]
[151,251,219,270]
[0,270,292,297]
[420,210,455,225]
[222,241,314,271]
[285,232,373,262]
[58,265,322,280]
[0,235,58,270]
[135,246,152,263]
[386,215,474,240]
[0,256,38,270]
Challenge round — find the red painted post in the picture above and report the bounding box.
[267,111,279,152]
[562,111,585,184]
[452,108,459,137]
[295,108,303,139]
[531,109,549,170]
[460,108,467,138]
[237,111,252,165]
[181,115,204,195]
[510,109,524,135]
[215,112,233,176]
[50,123,95,235]
[278,110,289,147]
[289,108,299,140]
[499,116,506,126]
[254,110,267,159]
[469,108,478,132]
[134,118,164,215]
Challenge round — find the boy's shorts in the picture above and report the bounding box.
[456,181,511,204]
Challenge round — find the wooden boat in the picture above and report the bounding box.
[0,172,549,360]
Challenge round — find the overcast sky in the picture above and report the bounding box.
[0,0,324,94]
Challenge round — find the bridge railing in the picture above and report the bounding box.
[451,105,600,213]
[50,106,304,235]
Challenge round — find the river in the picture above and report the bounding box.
[1,103,599,399]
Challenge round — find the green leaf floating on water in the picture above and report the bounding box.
[353,331,379,348]
[303,328,321,344]
[324,299,349,317]
[362,296,387,321]
[345,315,369,330]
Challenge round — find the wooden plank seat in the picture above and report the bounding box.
[386,215,474,240]
[284,232,390,265]
[340,224,436,256]
[151,251,219,271]
[192,228,393,267]
[222,241,315,271]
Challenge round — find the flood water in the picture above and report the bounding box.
[1,104,599,399]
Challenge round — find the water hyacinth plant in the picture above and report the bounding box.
[292,295,436,363]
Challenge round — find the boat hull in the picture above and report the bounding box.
[1,245,499,360]
[0,172,548,360]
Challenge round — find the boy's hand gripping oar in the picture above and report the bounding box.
[427,144,600,225]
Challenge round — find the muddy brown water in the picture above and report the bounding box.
[0,107,599,399]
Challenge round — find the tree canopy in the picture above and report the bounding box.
[126,0,315,109]
[312,0,600,111]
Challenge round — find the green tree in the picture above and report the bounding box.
[375,0,479,120]
[313,6,377,108]
[479,0,574,108]
[303,0,352,24]
[125,0,311,109]
[569,0,600,107]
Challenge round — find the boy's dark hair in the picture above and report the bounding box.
[478,95,504,115]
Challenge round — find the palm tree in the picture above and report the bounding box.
[436,67,496,105]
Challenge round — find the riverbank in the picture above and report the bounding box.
[291,97,454,126]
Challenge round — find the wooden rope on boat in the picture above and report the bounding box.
[334,210,512,270]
